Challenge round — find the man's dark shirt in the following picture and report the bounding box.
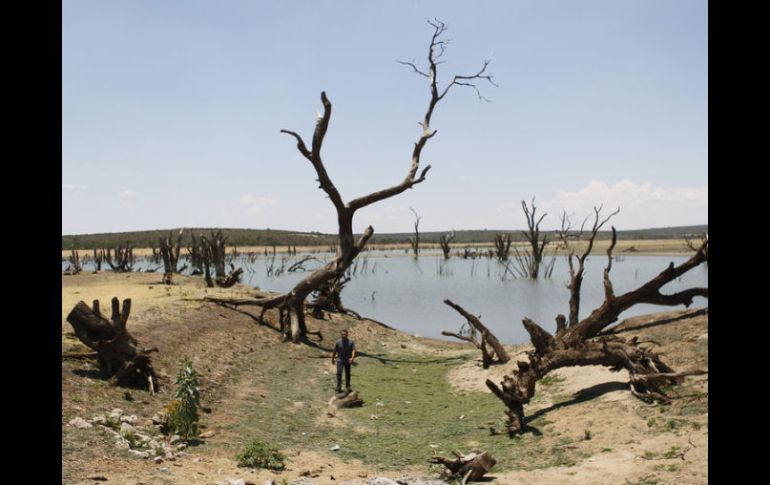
[334,338,356,363]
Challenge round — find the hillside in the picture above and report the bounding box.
[61,225,708,250]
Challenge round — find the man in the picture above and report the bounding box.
[331,329,356,393]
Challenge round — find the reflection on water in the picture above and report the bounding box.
[64,250,708,345]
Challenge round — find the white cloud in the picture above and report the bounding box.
[498,180,707,229]
[240,193,278,214]
[62,184,87,191]
[117,189,138,207]
[118,189,137,198]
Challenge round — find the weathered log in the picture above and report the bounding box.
[430,450,496,484]
[66,298,158,391]
[328,391,363,409]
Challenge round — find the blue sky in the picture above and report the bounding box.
[62,0,707,235]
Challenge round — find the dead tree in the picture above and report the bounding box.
[442,300,510,368]
[439,231,455,259]
[512,197,551,279]
[199,231,242,287]
[92,248,104,271]
[105,243,134,272]
[408,207,422,258]
[493,233,512,261]
[66,297,159,392]
[186,233,205,275]
[64,249,82,275]
[478,207,708,436]
[159,229,185,284]
[206,19,496,343]
[309,275,361,320]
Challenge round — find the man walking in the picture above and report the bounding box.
[331,329,356,393]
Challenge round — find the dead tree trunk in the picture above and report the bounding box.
[482,207,708,436]
[442,299,510,368]
[494,233,512,261]
[186,233,204,275]
[200,231,242,287]
[93,248,103,272]
[439,231,455,259]
[408,207,422,258]
[159,229,185,284]
[205,20,496,343]
[105,243,134,272]
[517,197,548,279]
[66,298,159,391]
[64,249,82,275]
[309,275,361,320]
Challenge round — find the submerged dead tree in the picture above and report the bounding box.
[159,229,185,284]
[511,197,554,279]
[105,243,134,272]
[66,297,159,392]
[474,207,708,435]
[493,233,512,261]
[439,231,455,259]
[206,19,496,343]
[442,299,510,368]
[408,207,422,258]
[200,230,242,287]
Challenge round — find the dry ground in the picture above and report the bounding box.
[62,272,707,485]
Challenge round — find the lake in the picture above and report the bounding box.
[63,250,708,345]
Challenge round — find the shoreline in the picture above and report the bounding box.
[62,238,697,258]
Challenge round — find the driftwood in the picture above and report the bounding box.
[206,20,495,343]
[66,297,158,391]
[442,299,510,368]
[429,450,496,484]
[482,207,708,435]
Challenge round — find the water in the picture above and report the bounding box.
[63,251,708,345]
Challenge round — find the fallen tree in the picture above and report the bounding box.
[452,207,708,435]
[442,299,509,368]
[206,19,496,343]
[429,450,496,484]
[66,297,159,392]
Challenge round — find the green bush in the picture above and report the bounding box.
[165,357,201,439]
[236,439,286,470]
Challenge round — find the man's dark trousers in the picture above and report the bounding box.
[336,360,351,392]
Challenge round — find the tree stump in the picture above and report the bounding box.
[66,297,158,391]
[328,391,363,409]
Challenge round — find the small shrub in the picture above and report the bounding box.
[583,429,592,440]
[236,439,286,470]
[165,357,201,439]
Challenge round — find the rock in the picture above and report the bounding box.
[329,444,340,451]
[154,456,163,464]
[128,449,150,458]
[120,414,138,424]
[200,430,217,439]
[169,434,183,444]
[68,417,92,429]
[115,439,130,450]
[109,408,124,418]
[119,422,139,436]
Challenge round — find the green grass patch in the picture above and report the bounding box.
[219,349,587,473]
[236,439,286,470]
